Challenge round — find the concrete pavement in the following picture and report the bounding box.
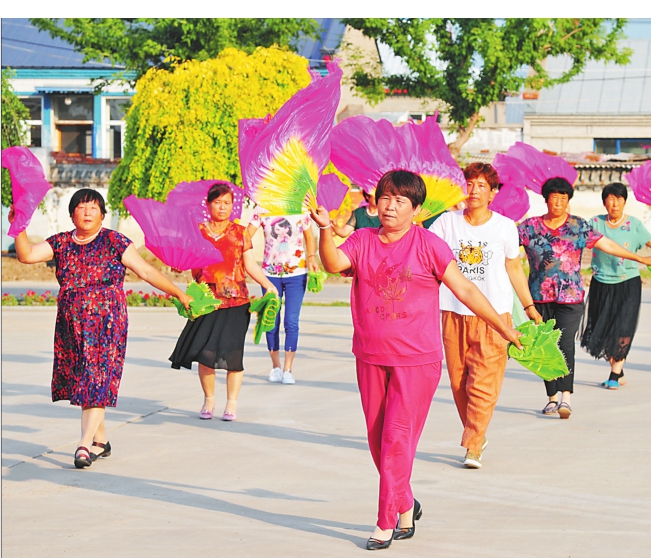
[2,286,651,557]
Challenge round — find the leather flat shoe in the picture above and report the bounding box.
[90,441,111,461]
[74,446,92,469]
[366,533,393,551]
[393,499,422,541]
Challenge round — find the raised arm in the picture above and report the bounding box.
[441,260,522,348]
[309,207,352,274]
[505,256,542,324]
[9,206,54,264]
[331,222,354,238]
[594,236,651,266]
[121,244,191,309]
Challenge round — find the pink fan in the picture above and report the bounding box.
[166,180,244,223]
[124,195,223,271]
[623,161,651,205]
[316,174,349,212]
[330,116,466,221]
[238,60,343,215]
[2,146,52,238]
[489,181,530,221]
[493,142,577,195]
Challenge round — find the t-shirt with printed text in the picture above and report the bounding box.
[429,210,520,315]
[339,226,455,366]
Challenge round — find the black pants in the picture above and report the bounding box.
[535,301,584,396]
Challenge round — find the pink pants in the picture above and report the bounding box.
[356,359,442,530]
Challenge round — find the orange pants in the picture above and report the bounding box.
[442,311,512,453]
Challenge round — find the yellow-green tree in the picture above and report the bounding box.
[109,46,311,214]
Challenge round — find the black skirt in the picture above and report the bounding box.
[579,276,642,361]
[169,303,251,371]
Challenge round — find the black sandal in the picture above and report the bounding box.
[90,441,112,461]
[74,446,92,469]
[394,499,423,541]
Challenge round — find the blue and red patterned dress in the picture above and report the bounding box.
[46,229,131,407]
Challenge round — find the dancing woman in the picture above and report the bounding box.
[312,170,521,550]
[580,182,651,389]
[11,188,191,468]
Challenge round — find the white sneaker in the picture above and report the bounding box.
[282,370,296,384]
[268,367,283,382]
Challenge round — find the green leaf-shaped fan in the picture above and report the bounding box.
[307,270,328,293]
[507,319,570,381]
[248,292,281,344]
[172,281,222,321]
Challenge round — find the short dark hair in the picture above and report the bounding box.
[69,188,106,217]
[602,182,628,203]
[270,217,292,239]
[541,177,574,201]
[207,181,234,203]
[464,162,500,190]
[375,170,426,208]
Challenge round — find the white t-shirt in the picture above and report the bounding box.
[429,210,519,315]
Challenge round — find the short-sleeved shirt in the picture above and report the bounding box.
[195,222,251,308]
[429,210,520,315]
[590,215,651,284]
[248,208,311,277]
[518,215,603,304]
[347,206,381,230]
[339,226,455,366]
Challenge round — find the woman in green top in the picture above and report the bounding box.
[580,182,651,389]
[331,189,380,238]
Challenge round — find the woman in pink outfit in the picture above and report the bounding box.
[311,170,522,551]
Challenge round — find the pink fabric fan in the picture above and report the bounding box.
[493,142,577,195]
[166,180,244,223]
[238,60,343,215]
[316,173,349,212]
[623,161,651,205]
[330,116,467,220]
[2,146,52,238]
[489,181,530,222]
[124,195,223,271]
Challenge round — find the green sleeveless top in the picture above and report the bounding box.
[348,207,380,230]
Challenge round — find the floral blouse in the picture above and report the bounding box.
[193,222,252,309]
[518,215,603,304]
[248,207,311,277]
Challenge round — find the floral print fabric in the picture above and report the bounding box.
[248,207,311,277]
[194,221,252,309]
[518,215,602,304]
[46,229,131,407]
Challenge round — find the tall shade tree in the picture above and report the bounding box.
[2,70,29,207]
[342,18,631,157]
[108,47,311,215]
[30,18,322,87]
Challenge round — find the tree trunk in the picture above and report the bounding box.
[447,112,481,160]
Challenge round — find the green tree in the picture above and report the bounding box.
[108,46,311,215]
[30,18,322,87]
[342,18,631,157]
[1,69,29,207]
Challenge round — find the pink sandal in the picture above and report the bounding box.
[199,408,214,420]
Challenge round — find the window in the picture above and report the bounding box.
[19,96,43,147]
[595,138,651,155]
[53,94,94,155]
[105,98,131,160]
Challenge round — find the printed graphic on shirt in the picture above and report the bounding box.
[364,257,412,320]
[453,240,493,280]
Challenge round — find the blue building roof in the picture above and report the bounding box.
[295,19,347,67]
[2,18,122,69]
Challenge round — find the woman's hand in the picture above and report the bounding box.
[525,305,543,325]
[307,255,320,272]
[641,255,651,267]
[265,283,279,297]
[503,326,523,350]
[310,206,330,229]
[178,292,193,312]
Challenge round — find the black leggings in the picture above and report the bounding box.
[535,302,584,396]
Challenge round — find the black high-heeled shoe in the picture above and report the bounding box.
[74,446,92,469]
[366,531,394,551]
[393,499,422,541]
[90,441,111,461]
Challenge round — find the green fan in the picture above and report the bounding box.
[507,319,570,381]
[172,281,222,321]
[307,270,328,293]
[248,292,281,344]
